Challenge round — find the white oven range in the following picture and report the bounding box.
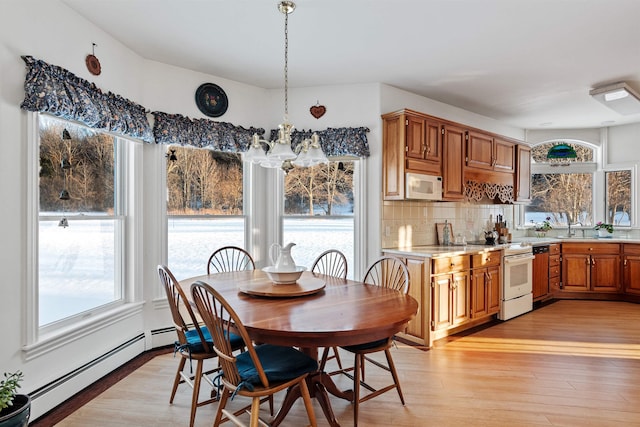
[499,243,535,320]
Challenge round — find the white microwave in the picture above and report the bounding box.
[405,173,443,200]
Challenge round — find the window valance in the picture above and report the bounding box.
[20,56,153,143]
[152,111,265,152]
[268,127,370,158]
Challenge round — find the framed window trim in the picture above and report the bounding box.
[603,164,637,228]
[24,112,144,359]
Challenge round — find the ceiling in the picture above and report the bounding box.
[63,0,640,130]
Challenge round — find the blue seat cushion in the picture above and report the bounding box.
[342,338,389,352]
[179,326,243,353]
[235,344,318,386]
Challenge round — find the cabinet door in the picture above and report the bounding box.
[470,268,488,319]
[431,274,452,331]
[405,115,426,161]
[515,145,531,202]
[424,119,442,165]
[591,254,621,292]
[382,114,405,200]
[562,253,590,291]
[442,124,466,200]
[532,251,549,300]
[406,116,442,175]
[466,130,494,170]
[494,138,515,172]
[404,257,426,340]
[624,255,640,295]
[486,264,501,314]
[451,271,470,326]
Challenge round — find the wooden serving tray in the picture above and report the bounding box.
[239,276,325,298]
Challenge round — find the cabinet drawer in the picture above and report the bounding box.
[623,244,640,255]
[471,251,501,268]
[549,264,561,277]
[562,242,620,254]
[549,244,560,255]
[549,275,561,289]
[432,255,470,274]
[549,254,560,267]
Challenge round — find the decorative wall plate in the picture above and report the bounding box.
[85,54,101,76]
[195,83,228,117]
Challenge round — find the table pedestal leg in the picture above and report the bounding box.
[270,371,354,427]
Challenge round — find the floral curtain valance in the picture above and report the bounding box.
[268,127,370,158]
[152,111,265,152]
[20,56,153,143]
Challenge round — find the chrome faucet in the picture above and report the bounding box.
[567,221,575,237]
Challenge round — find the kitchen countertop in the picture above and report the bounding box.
[383,236,640,257]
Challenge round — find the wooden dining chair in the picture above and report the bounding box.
[190,280,318,427]
[312,249,348,372]
[207,246,255,274]
[157,264,222,427]
[323,255,410,427]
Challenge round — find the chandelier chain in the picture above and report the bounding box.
[284,9,289,117]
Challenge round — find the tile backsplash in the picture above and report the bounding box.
[381,200,517,248]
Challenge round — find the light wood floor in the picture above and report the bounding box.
[51,300,640,426]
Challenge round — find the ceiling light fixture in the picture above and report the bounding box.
[243,1,328,173]
[589,82,640,115]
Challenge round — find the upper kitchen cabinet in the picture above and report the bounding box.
[382,110,443,200]
[466,131,515,173]
[515,144,532,203]
[442,123,466,201]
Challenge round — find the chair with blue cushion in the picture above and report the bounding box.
[321,255,410,426]
[207,246,255,274]
[190,280,318,427]
[158,264,243,427]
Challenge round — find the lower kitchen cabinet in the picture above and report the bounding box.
[623,244,640,296]
[470,252,501,318]
[561,243,621,293]
[431,255,470,331]
[401,255,429,344]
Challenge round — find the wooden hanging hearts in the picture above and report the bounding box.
[310,101,326,119]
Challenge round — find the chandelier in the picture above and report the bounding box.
[243,1,328,173]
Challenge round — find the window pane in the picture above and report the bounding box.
[606,170,631,226]
[38,116,121,327]
[168,217,245,279]
[166,147,245,278]
[39,219,118,325]
[283,161,355,279]
[531,141,593,164]
[524,173,593,227]
[39,116,114,214]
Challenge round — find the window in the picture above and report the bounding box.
[523,141,633,230]
[283,160,356,279]
[166,146,245,279]
[606,170,632,226]
[37,115,125,328]
[524,141,595,229]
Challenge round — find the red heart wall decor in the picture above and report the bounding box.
[310,104,326,119]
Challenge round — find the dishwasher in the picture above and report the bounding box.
[532,245,550,301]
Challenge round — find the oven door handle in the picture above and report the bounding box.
[503,254,535,264]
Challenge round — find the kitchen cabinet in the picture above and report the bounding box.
[442,123,466,201]
[381,110,443,200]
[548,243,561,293]
[470,251,501,318]
[406,114,442,175]
[532,245,550,301]
[431,255,470,330]
[515,145,531,202]
[622,244,640,296]
[466,132,515,173]
[561,243,621,292]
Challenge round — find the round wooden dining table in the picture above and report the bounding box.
[180,269,418,427]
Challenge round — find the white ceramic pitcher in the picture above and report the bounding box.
[269,242,297,271]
